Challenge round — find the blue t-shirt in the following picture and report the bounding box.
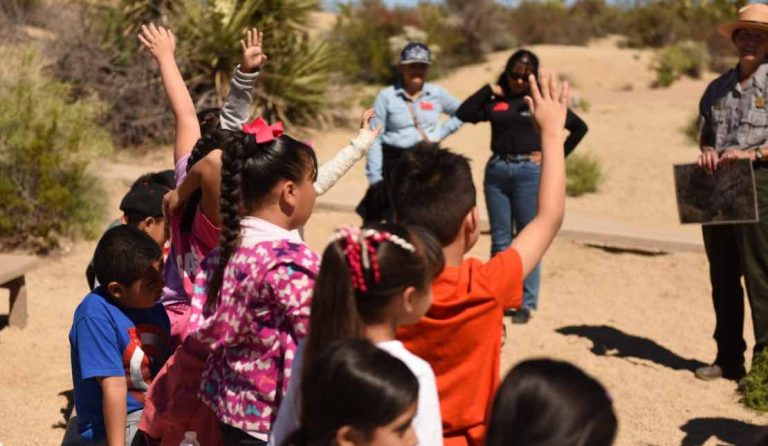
[69,287,171,443]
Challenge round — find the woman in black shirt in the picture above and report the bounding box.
[456,50,587,323]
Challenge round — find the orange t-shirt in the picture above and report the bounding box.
[397,247,523,446]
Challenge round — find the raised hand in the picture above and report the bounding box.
[138,23,176,63]
[240,28,268,73]
[360,108,382,138]
[524,72,569,136]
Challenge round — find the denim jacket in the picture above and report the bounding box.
[365,83,463,183]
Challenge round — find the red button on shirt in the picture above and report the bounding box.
[493,102,509,112]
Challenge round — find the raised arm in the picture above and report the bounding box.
[456,85,494,124]
[220,28,267,131]
[314,109,381,195]
[138,24,199,164]
[564,108,588,156]
[511,73,568,278]
[163,150,223,225]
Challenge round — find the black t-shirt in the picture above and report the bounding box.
[456,85,588,156]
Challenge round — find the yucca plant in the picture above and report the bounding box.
[174,0,335,126]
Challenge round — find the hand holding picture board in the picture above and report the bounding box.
[674,159,758,224]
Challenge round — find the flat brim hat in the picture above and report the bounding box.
[717,4,768,38]
[400,42,432,65]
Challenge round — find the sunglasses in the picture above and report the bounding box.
[508,72,532,82]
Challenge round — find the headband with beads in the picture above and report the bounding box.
[331,227,416,292]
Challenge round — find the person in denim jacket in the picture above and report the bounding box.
[357,43,463,223]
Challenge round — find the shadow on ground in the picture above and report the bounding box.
[556,325,706,372]
[53,389,74,429]
[679,417,766,446]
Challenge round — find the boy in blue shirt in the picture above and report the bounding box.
[69,225,171,445]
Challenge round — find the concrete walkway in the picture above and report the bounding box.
[316,195,705,254]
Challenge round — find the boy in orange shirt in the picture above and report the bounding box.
[391,73,569,446]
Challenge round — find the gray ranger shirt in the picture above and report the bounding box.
[700,62,768,152]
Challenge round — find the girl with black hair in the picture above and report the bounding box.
[485,359,617,446]
[456,49,588,324]
[283,339,420,446]
[270,223,445,446]
[143,122,323,446]
[137,23,267,349]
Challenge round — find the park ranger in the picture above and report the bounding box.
[696,3,768,382]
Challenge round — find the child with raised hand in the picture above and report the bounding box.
[69,225,171,446]
[141,123,322,446]
[283,339,420,446]
[485,359,617,446]
[388,73,569,446]
[188,122,323,445]
[270,223,445,446]
[138,23,266,347]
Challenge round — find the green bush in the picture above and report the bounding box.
[653,40,710,88]
[743,349,768,412]
[0,45,111,251]
[566,153,603,197]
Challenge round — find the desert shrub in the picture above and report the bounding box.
[52,0,337,146]
[0,45,111,252]
[0,0,39,22]
[743,349,768,412]
[566,153,603,197]
[621,0,744,73]
[332,0,513,85]
[507,1,592,46]
[653,40,710,87]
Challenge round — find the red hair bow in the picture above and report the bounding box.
[242,117,284,144]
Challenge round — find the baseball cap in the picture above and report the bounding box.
[400,42,432,65]
[120,177,170,218]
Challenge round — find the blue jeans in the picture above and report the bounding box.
[484,156,541,310]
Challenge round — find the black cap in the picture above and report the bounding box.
[119,178,170,218]
[400,42,431,65]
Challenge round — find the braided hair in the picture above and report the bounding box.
[205,130,317,311]
[303,222,444,381]
[180,108,221,232]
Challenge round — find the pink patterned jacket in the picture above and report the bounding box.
[189,238,319,435]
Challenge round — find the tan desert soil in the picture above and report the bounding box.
[1,39,766,445]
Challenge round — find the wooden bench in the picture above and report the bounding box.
[0,254,38,328]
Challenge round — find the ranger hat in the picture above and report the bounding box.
[718,4,768,38]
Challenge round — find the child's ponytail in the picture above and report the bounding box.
[206,131,244,311]
[303,239,366,380]
[304,223,445,379]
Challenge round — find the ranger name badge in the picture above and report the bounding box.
[757,95,766,109]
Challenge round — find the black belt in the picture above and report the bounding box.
[493,153,532,163]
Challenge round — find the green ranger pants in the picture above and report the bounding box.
[703,166,768,372]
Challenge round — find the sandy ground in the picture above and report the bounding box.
[1,39,767,445]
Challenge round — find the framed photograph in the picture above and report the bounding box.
[674,159,758,225]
